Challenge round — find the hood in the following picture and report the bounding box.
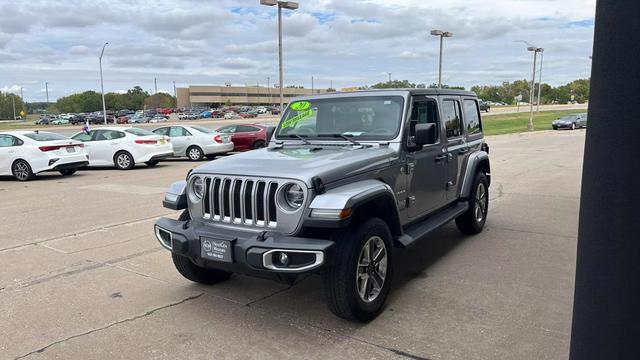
[192,144,398,187]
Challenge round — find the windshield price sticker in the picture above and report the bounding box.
[290,101,311,111]
[281,109,314,129]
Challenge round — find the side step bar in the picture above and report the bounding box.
[396,201,469,248]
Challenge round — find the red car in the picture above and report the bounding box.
[116,116,129,124]
[216,124,270,151]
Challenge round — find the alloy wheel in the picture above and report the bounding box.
[356,236,388,303]
[474,182,487,222]
[13,161,30,180]
[117,153,131,169]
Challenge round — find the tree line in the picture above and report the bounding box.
[0,92,27,119]
[52,86,175,113]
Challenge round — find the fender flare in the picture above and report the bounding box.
[162,180,188,210]
[306,179,402,235]
[459,150,491,199]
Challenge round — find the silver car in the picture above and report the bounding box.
[152,125,234,160]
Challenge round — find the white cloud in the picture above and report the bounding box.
[0,0,596,100]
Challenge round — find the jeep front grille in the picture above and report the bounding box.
[202,176,279,228]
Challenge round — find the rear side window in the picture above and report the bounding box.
[217,126,236,134]
[125,128,154,136]
[170,127,191,137]
[153,127,170,136]
[463,100,482,136]
[23,132,68,141]
[442,100,463,139]
[72,132,92,142]
[236,125,259,132]
[0,134,22,147]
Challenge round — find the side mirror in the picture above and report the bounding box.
[415,123,437,146]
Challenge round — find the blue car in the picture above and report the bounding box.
[200,111,212,118]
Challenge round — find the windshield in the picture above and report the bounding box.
[23,132,69,141]
[125,128,155,136]
[190,125,214,134]
[275,96,404,141]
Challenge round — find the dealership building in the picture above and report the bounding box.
[176,85,328,108]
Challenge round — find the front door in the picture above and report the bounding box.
[441,98,467,200]
[407,97,448,218]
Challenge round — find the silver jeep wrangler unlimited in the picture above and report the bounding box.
[155,89,490,321]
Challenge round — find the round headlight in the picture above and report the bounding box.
[190,176,204,202]
[283,183,304,210]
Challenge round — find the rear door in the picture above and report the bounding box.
[234,125,261,149]
[441,98,467,201]
[169,126,192,156]
[92,130,125,165]
[0,135,21,175]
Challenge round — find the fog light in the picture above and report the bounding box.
[49,158,59,166]
[278,252,290,267]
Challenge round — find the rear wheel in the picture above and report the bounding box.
[456,172,489,235]
[253,140,266,149]
[12,160,34,181]
[187,146,203,161]
[59,169,77,176]
[171,210,232,284]
[114,151,135,170]
[323,217,393,322]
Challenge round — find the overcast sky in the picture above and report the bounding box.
[0,0,595,101]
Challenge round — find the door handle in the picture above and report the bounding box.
[435,154,447,162]
[458,148,469,155]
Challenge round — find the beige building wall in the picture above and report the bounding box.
[176,85,327,108]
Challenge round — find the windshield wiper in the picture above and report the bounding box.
[279,134,311,145]
[317,133,361,146]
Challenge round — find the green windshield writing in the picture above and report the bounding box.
[281,109,314,129]
[290,101,310,111]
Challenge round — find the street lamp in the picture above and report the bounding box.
[430,29,453,88]
[99,42,109,124]
[526,46,543,131]
[536,48,544,112]
[260,0,299,113]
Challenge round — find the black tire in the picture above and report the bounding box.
[253,140,266,149]
[114,151,135,170]
[59,169,77,176]
[12,159,34,181]
[145,160,159,167]
[322,217,393,322]
[187,146,204,161]
[171,210,232,285]
[455,172,489,235]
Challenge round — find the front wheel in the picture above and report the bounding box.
[322,217,393,322]
[455,172,489,235]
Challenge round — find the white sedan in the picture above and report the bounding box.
[0,131,89,181]
[71,127,173,170]
[152,125,233,160]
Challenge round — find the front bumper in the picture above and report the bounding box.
[154,217,333,278]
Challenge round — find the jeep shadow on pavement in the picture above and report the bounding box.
[154,89,491,322]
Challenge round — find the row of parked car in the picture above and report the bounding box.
[35,109,174,126]
[177,105,280,120]
[0,123,275,181]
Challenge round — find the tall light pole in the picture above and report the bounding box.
[387,72,392,82]
[311,76,314,94]
[99,42,109,124]
[267,76,271,105]
[431,29,453,88]
[536,49,544,112]
[11,93,16,120]
[173,80,177,105]
[260,0,299,113]
[45,82,50,113]
[526,46,543,131]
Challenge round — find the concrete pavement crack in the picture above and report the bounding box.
[13,293,204,360]
[308,323,431,360]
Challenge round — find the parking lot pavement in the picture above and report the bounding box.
[0,130,585,359]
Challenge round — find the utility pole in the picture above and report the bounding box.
[267,76,271,105]
[173,81,177,101]
[11,94,16,120]
[154,77,158,95]
[388,72,391,82]
[311,76,314,94]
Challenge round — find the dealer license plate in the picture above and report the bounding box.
[201,238,233,263]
